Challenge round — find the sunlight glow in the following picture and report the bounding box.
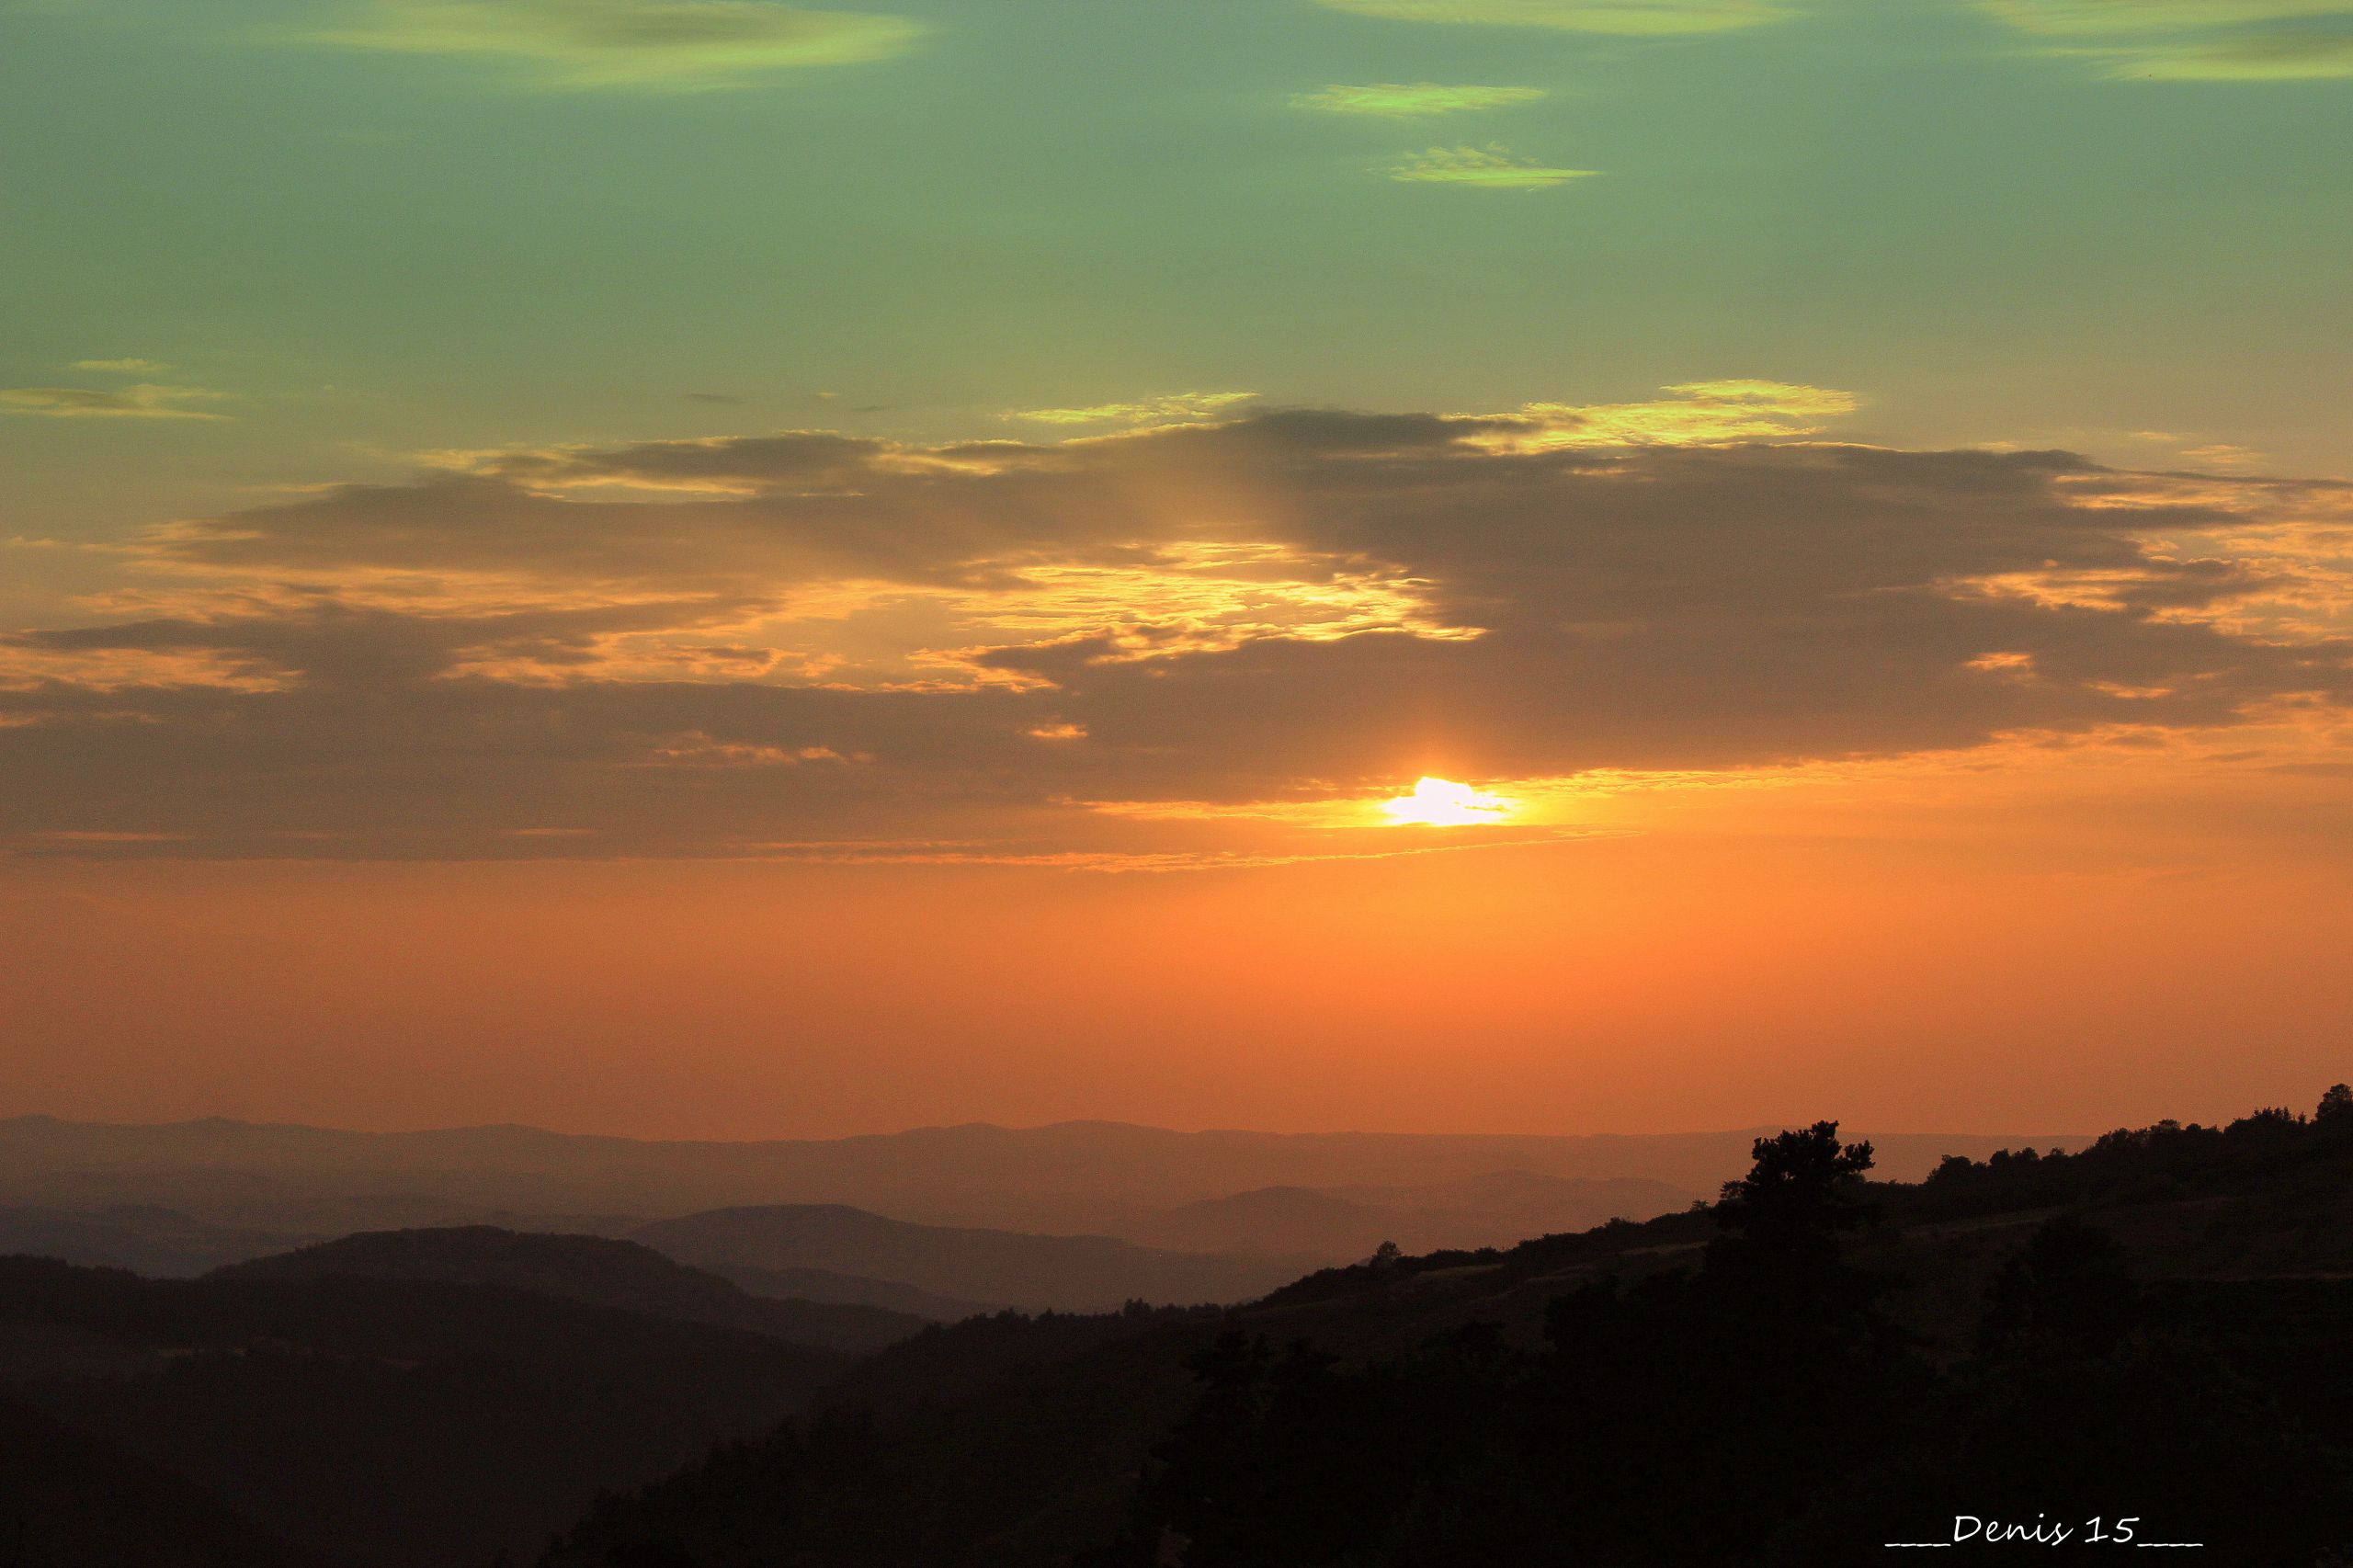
[1379,776,1518,825]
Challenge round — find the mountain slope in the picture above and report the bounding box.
[634,1205,1305,1314]
[0,1256,851,1568]
[214,1225,927,1353]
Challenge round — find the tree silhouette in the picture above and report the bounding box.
[2319,1083,2353,1131]
[1712,1120,1876,1241]
[1977,1216,2139,1359]
[1703,1120,1881,1313]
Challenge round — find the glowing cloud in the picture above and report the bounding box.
[1293,83,1547,117]
[1466,380,1859,449]
[1008,392,1258,426]
[1315,0,1798,34]
[1979,0,2353,79]
[1389,144,1597,189]
[0,384,230,420]
[1984,0,2350,36]
[6,409,2348,859]
[307,0,924,89]
[1381,776,1518,824]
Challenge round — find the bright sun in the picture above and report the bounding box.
[1379,776,1516,826]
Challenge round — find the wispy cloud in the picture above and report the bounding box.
[1471,380,1859,449]
[721,828,1611,873]
[1315,0,1796,35]
[305,0,924,89]
[0,384,230,420]
[1388,144,1597,188]
[1980,0,2353,80]
[1293,82,1547,117]
[1008,392,1258,427]
[72,357,174,374]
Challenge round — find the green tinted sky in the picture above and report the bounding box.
[5,0,2350,556]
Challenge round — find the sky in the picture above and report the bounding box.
[3,0,2349,1139]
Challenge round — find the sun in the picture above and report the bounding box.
[1379,776,1516,826]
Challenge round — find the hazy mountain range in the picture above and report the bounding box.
[635,1206,1302,1315]
[0,1115,2090,1314]
[0,1113,2082,1260]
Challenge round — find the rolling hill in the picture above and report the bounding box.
[213,1225,928,1354]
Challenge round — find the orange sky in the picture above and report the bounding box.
[6,425,2351,1139]
[7,729,2345,1139]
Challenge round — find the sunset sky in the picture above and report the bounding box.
[4,0,2349,1139]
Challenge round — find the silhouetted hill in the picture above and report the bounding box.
[541,1090,2353,1568]
[634,1206,1306,1314]
[214,1225,928,1354]
[0,1255,851,1568]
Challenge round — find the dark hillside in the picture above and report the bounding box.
[0,1257,850,1568]
[543,1088,2353,1568]
[0,1394,318,1568]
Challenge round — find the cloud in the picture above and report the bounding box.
[1389,144,1597,187]
[306,0,923,89]
[1293,83,1548,117]
[1314,0,1796,33]
[4,399,2349,858]
[1008,392,1259,427]
[1985,1,2350,36]
[1473,380,1859,448]
[0,384,230,420]
[1980,0,2353,79]
[72,358,174,374]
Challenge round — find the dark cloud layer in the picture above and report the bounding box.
[5,411,2347,858]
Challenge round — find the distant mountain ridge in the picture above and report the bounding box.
[0,1114,2087,1245]
[633,1205,1309,1314]
[699,1260,994,1322]
[1135,1172,1695,1258]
